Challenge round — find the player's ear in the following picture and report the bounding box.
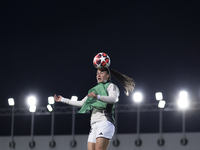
[107,73,110,79]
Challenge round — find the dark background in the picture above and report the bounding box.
[0,0,200,135]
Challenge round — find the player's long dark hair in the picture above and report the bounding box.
[110,68,135,96]
[101,68,135,96]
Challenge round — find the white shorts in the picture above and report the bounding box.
[88,120,115,143]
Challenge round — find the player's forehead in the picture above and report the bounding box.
[96,69,106,74]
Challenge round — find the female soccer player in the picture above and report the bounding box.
[54,65,134,150]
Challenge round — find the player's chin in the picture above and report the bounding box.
[97,80,102,83]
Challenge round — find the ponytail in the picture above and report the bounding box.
[110,68,135,96]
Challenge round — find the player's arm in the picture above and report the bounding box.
[87,84,119,104]
[54,94,87,107]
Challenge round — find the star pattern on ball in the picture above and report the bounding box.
[100,56,106,63]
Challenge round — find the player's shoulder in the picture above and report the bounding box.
[108,82,119,91]
[108,82,117,87]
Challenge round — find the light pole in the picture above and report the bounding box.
[70,96,78,148]
[177,91,189,146]
[133,92,143,147]
[155,92,166,146]
[27,96,37,149]
[8,98,15,149]
[47,96,56,148]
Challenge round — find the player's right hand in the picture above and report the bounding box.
[54,94,62,102]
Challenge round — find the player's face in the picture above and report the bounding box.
[96,69,110,83]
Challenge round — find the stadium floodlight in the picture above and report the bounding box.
[133,92,143,103]
[27,96,37,106]
[177,91,189,109]
[179,91,188,100]
[158,100,166,108]
[48,96,55,104]
[47,104,53,112]
[155,92,163,101]
[71,96,78,101]
[8,98,15,106]
[29,105,36,112]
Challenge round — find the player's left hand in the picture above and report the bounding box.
[87,92,97,99]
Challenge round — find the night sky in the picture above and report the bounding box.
[1,1,200,136]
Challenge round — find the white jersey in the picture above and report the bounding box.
[61,83,119,125]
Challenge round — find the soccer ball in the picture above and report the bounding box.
[93,52,111,69]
